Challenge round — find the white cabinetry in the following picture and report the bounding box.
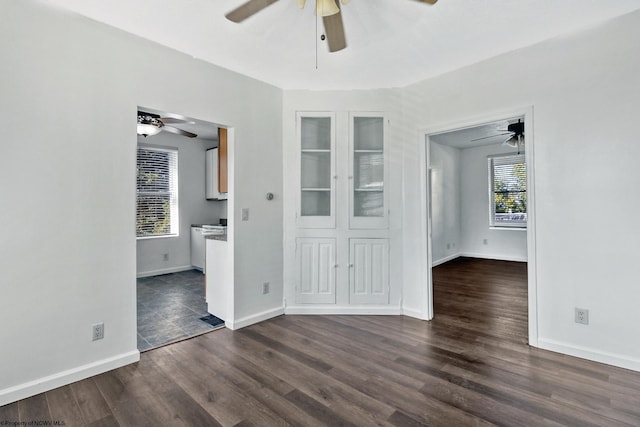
[296,112,336,228]
[349,239,389,304]
[292,111,390,308]
[190,227,205,271]
[296,238,336,304]
[350,114,388,229]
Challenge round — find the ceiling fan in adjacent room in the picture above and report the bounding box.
[225,0,438,53]
[472,119,525,148]
[137,111,197,138]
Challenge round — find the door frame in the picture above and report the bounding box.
[418,106,538,347]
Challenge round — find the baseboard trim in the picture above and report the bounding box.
[432,253,461,267]
[0,350,140,406]
[136,265,194,278]
[538,338,640,373]
[285,306,402,316]
[227,307,285,330]
[402,306,431,320]
[460,252,527,263]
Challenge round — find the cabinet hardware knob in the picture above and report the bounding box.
[349,263,354,268]
[334,264,338,268]
[333,175,338,179]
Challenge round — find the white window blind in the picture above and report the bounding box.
[136,146,179,238]
[488,154,526,228]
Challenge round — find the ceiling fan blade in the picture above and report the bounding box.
[471,132,512,142]
[323,3,347,52]
[417,0,438,4]
[225,0,279,23]
[159,117,189,124]
[163,125,197,138]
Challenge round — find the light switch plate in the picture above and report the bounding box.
[241,208,249,221]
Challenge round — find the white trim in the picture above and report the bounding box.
[538,338,640,372]
[401,306,430,320]
[432,253,461,267]
[285,306,402,315]
[136,265,193,278]
[226,307,285,330]
[419,106,539,347]
[0,350,139,406]
[459,252,528,263]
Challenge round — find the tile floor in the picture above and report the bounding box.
[137,269,221,351]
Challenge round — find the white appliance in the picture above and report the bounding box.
[191,225,227,272]
[206,148,227,200]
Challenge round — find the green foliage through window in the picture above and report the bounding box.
[489,155,526,227]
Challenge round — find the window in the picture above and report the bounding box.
[136,146,179,238]
[488,154,526,228]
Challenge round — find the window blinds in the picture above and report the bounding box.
[136,146,179,237]
[489,154,526,227]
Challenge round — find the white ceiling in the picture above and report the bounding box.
[430,118,521,149]
[45,0,640,90]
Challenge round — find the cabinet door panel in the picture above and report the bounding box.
[349,238,389,304]
[297,113,336,228]
[296,238,336,304]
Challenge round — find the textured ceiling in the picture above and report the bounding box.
[45,0,640,90]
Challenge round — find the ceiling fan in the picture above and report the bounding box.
[472,119,525,148]
[137,111,197,138]
[225,0,438,53]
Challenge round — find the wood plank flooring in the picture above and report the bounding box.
[2,257,640,426]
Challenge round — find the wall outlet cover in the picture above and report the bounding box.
[92,322,104,341]
[575,308,589,325]
[262,282,270,295]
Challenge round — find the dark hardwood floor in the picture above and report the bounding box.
[3,257,640,426]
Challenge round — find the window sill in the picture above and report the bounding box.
[136,234,179,241]
[489,226,526,231]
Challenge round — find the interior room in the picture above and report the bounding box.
[2,0,640,424]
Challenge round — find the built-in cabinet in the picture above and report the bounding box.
[206,147,227,200]
[293,111,390,306]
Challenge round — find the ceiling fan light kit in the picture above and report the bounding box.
[137,115,163,137]
[225,0,436,53]
[137,111,198,138]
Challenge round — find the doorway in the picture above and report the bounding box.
[135,106,228,351]
[421,108,538,346]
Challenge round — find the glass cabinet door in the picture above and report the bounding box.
[297,113,336,228]
[350,114,387,228]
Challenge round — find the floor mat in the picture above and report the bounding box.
[200,314,225,328]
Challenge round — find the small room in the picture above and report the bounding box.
[135,108,228,350]
[429,117,528,341]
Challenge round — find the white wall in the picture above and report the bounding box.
[429,142,461,265]
[401,9,640,370]
[459,143,527,261]
[135,133,224,277]
[0,0,282,404]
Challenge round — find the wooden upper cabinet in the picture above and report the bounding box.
[218,128,228,193]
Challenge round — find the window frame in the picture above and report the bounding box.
[488,153,527,229]
[136,145,179,239]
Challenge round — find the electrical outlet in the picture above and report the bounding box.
[446,243,451,250]
[92,322,104,341]
[163,253,169,261]
[262,282,270,295]
[575,308,589,325]
[483,239,488,245]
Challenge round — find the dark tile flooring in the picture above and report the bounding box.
[137,269,221,351]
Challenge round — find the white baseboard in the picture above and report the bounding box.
[136,265,194,278]
[402,306,431,320]
[460,252,527,263]
[227,307,285,330]
[432,253,461,267]
[0,350,140,406]
[538,338,640,373]
[285,306,402,316]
